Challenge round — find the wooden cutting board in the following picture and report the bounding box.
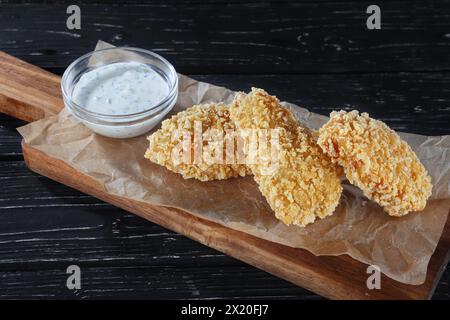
[0,51,449,300]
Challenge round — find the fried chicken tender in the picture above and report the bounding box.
[317,110,432,216]
[145,103,251,181]
[230,88,343,226]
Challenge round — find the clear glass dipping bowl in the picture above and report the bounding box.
[61,47,178,138]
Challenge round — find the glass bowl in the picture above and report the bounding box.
[61,47,178,138]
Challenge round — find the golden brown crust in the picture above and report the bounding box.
[230,88,343,226]
[317,110,432,216]
[145,103,251,181]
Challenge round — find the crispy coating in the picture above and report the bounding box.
[145,103,251,181]
[230,88,343,227]
[317,110,432,216]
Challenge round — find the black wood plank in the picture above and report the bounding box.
[0,116,25,159]
[435,269,450,300]
[2,1,450,74]
[0,160,448,299]
[193,73,450,135]
[0,161,321,299]
[0,266,322,299]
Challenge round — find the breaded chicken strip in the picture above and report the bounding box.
[230,88,343,226]
[145,103,251,181]
[317,110,432,216]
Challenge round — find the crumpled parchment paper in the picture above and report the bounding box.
[17,41,450,285]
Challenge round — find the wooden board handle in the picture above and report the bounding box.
[0,51,64,122]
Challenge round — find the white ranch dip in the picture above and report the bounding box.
[72,61,169,115]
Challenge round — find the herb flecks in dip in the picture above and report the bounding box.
[72,61,169,115]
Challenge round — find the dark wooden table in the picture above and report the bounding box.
[0,0,449,299]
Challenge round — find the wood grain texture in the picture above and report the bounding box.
[1,161,448,299]
[0,161,319,299]
[0,0,449,300]
[2,1,450,74]
[0,115,24,159]
[0,52,62,121]
[0,50,447,299]
[20,142,450,299]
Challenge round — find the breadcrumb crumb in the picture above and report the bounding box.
[230,88,343,226]
[145,103,251,181]
[317,110,432,216]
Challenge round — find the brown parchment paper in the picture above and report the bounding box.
[17,41,450,285]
